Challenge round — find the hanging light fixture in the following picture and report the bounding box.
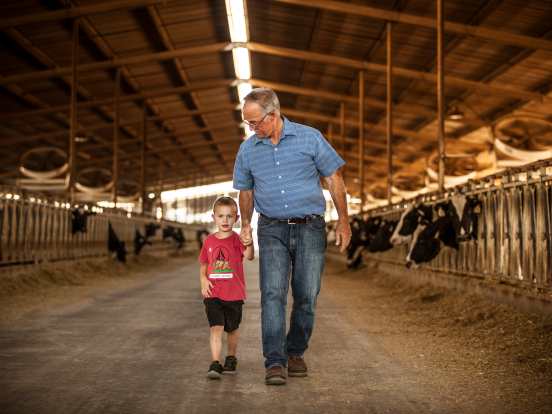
[447,107,464,120]
[226,0,252,138]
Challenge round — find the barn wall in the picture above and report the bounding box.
[0,190,212,266]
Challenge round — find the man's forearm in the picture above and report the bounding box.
[238,189,254,226]
[325,171,349,221]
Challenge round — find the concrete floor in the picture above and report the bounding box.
[0,257,465,414]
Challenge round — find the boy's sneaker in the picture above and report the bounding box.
[206,361,223,379]
[222,356,238,374]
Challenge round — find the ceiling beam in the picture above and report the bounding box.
[0,0,179,29]
[246,42,550,104]
[0,42,232,86]
[0,103,241,146]
[282,107,486,149]
[250,78,485,128]
[273,0,552,53]
[0,78,237,121]
[2,38,546,104]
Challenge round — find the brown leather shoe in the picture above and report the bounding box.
[287,356,307,377]
[265,366,286,385]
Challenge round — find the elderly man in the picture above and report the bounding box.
[233,87,351,385]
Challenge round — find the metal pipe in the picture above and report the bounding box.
[174,148,179,222]
[437,0,445,194]
[141,102,147,214]
[159,137,164,219]
[359,71,365,207]
[387,21,393,205]
[113,67,121,204]
[69,18,79,205]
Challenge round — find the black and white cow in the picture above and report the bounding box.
[367,219,397,253]
[197,229,209,249]
[71,208,96,235]
[449,194,482,242]
[145,223,160,238]
[108,223,127,262]
[405,204,458,269]
[389,203,434,246]
[134,229,152,255]
[163,226,186,249]
[346,216,382,269]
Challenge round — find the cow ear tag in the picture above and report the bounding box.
[434,230,440,239]
[418,215,422,223]
[473,204,481,214]
[438,208,445,217]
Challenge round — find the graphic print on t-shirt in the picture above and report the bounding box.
[210,246,233,278]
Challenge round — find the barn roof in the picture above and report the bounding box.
[1,0,552,206]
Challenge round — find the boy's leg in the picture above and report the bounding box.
[223,329,239,374]
[221,300,242,375]
[210,325,224,362]
[226,329,239,356]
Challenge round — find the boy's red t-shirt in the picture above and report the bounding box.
[198,232,247,301]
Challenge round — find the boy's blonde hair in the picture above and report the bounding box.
[213,196,238,213]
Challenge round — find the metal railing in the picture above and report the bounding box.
[364,159,552,290]
[0,189,212,266]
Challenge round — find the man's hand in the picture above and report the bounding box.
[240,224,253,246]
[335,219,352,252]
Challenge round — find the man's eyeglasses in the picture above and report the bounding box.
[243,112,271,128]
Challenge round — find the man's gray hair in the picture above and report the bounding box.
[243,87,280,115]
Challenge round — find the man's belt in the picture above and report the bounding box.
[259,213,323,224]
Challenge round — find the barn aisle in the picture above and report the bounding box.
[0,253,550,413]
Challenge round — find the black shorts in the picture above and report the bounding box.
[204,297,244,332]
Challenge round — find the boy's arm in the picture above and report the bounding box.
[243,243,254,261]
[200,262,213,297]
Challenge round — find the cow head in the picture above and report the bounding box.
[390,203,433,246]
[368,220,396,253]
[450,195,482,242]
[405,213,457,268]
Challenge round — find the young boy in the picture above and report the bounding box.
[199,197,254,379]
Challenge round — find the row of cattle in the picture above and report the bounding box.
[344,194,482,269]
[71,209,209,262]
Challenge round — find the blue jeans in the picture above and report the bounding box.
[257,215,327,371]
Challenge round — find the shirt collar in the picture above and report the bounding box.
[251,115,297,146]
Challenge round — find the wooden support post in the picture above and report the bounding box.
[387,21,393,205]
[437,0,446,194]
[159,137,164,219]
[174,147,179,222]
[112,67,121,204]
[141,102,147,214]
[358,71,365,208]
[69,18,79,205]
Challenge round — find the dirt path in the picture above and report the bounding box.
[321,258,552,413]
[0,252,550,413]
[0,252,197,325]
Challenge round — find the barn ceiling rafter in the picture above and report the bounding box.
[1,0,552,205]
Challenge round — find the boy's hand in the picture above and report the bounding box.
[240,230,253,246]
[201,276,213,297]
[240,225,253,246]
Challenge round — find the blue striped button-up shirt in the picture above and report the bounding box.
[233,116,345,219]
